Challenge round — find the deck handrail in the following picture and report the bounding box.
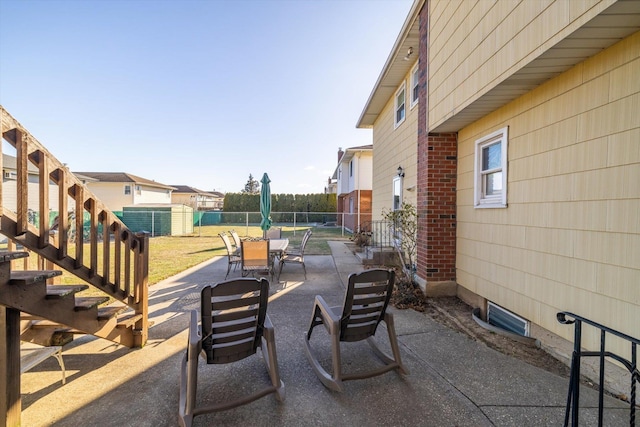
[0,105,148,347]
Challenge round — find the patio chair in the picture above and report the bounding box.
[265,227,282,239]
[229,229,242,253]
[303,268,408,392]
[178,278,285,427]
[219,232,241,278]
[278,229,311,279]
[241,239,273,280]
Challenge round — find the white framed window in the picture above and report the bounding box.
[135,185,142,195]
[410,63,419,108]
[392,176,403,211]
[124,185,131,195]
[349,160,353,177]
[394,83,406,128]
[474,127,508,208]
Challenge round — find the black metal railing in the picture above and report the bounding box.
[557,311,639,426]
[369,220,393,249]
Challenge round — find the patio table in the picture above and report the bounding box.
[268,238,289,259]
[268,238,288,278]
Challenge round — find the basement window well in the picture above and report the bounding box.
[487,302,530,337]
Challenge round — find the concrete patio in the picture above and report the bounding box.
[20,241,629,426]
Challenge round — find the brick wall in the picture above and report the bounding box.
[416,2,457,283]
[337,195,345,226]
[341,190,372,231]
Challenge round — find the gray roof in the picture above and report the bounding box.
[73,172,175,190]
[171,185,217,195]
[3,154,39,173]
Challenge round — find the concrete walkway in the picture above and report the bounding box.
[20,241,629,426]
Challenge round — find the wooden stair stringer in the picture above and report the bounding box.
[1,273,140,348]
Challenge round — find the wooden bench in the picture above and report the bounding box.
[20,342,66,385]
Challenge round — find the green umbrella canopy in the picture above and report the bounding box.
[260,173,272,233]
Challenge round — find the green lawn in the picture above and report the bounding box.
[55,224,350,286]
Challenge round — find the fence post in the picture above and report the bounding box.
[293,212,296,236]
[151,211,155,237]
[245,212,249,236]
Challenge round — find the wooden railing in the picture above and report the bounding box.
[0,105,148,347]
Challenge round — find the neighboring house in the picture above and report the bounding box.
[74,172,175,212]
[2,153,60,214]
[358,0,640,397]
[333,146,373,232]
[171,185,224,210]
[208,191,225,210]
[324,176,337,195]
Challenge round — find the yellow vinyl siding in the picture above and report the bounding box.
[428,0,616,131]
[371,63,419,220]
[456,31,640,356]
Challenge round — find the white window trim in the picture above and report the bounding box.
[474,127,508,208]
[410,63,419,109]
[394,82,406,129]
[392,175,403,211]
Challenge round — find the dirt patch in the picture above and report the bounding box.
[391,279,572,378]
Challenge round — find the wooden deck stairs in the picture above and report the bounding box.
[0,105,150,426]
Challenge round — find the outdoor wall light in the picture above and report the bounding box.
[397,166,405,177]
[403,47,413,61]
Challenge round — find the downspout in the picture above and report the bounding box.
[357,152,361,231]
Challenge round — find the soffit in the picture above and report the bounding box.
[432,0,640,132]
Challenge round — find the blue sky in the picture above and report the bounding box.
[0,0,412,195]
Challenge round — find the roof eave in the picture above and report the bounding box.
[356,0,424,129]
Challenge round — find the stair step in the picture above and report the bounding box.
[20,314,44,321]
[10,270,63,285]
[0,251,29,262]
[97,304,128,321]
[31,324,83,335]
[46,284,89,299]
[74,296,109,311]
[29,320,72,331]
[116,313,144,328]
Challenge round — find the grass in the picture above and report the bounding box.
[26,224,350,287]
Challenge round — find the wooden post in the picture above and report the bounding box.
[0,305,21,427]
[134,232,149,348]
[15,130,28,236]
[1,255,22,426]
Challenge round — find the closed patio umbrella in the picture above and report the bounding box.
[260,173,272,238]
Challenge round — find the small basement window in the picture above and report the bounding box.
[487,302,529,337]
